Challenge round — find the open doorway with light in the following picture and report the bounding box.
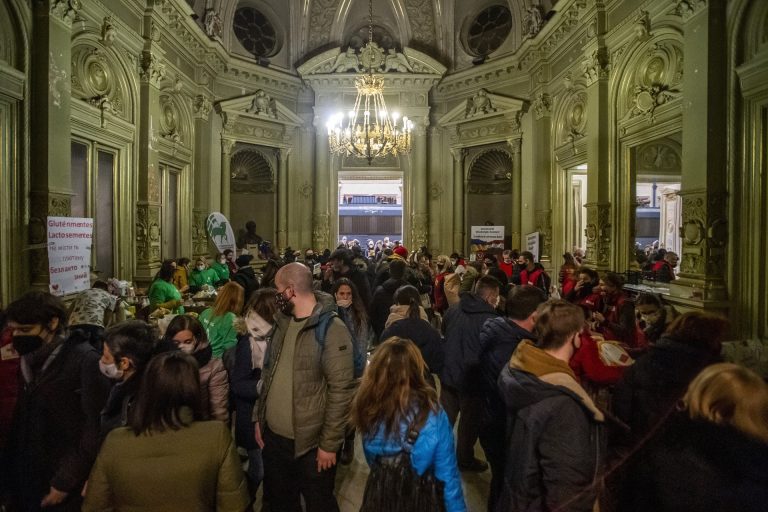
[337,176,403,249]
[566,164,588,257]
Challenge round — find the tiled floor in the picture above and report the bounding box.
[253,435,491,511]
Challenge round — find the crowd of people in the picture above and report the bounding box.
[0,239,766,512]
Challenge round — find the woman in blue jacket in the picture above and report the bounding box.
[351,336,466,512]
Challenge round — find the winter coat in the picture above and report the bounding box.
[440,292,499,392]
[477,317,535,426]
[611,335,720,447]
[363,409,466,512]
[99,375,141,440]
[83,410,249,512]
[381,317,445,375]
[198,309,238,358]
[193,343,229,422]
[256,292,355,457]
[0,325,19,449]
[432,271,450,314]
[619,414,768,512]
[370,277,408,338]
[232,265,258,301]
[496,340,605,512]
[4,333,110,510]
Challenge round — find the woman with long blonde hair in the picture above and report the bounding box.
[351,337,465,512]
[620,363,768,511]
[198,281,245,358]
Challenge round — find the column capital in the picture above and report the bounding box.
[506,137,522,155]
[49,0,81,28]
[221,138,236,154]
[140,52,167,88]
[450,147,466,163]
[582,48,610,87]
[670,0,707,21]
[277,147,291,162]
[531,92,552,120]
[194,95,213,121]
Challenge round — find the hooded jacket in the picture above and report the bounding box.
[256,292,354,457]
[497,340,605,512]
[370,277,408,338]
[440,292,499,392]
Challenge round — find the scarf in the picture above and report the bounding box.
[385,304,429,329]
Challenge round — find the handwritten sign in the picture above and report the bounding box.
[47,217,93,296]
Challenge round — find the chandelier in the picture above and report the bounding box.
[326,0,412,165]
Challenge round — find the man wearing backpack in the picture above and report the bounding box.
[518,251,551,296]
[255,263,355,512]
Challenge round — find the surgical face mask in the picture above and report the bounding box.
[177,343,195,355]
[99,360,124,380]
[336,299,352,309]
[196,265,205,271]
[12,334,44,355]
[450,259,457,266]
[219,259,226,264]
[640,312,661,326]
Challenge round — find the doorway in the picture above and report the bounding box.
[566,164,588,257]
[337,177,403,248]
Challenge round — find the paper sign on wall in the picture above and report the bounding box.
[47,217,93,296]
[526,232,540,262]
[470,226,505,260]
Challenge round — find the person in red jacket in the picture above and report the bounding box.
[498,250,515,279]
[651,251,678,282]
[594,273,637,349]
[432,255,452,315]
[559,252,579,297]
[0,309,20,453]
[518,251,549,295]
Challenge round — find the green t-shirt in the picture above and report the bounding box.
[189,268,218,288]
[210,262,230,282]
[199,308,238,358]
[147,279,184,314]
[264,317,308,439]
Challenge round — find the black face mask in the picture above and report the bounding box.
[275,290,294,315]
[12,335,44,355]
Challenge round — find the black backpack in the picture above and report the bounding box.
[360,424,446,512]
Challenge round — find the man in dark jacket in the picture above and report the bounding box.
[2,291,110,511]
[321,248,373,310]
[369,259,408,339]
[477,285,546,511]
[233,254,259,301]
[497,300,605,512]
[440,275,500,471]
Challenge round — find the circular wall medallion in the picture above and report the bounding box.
[87,61,110,95]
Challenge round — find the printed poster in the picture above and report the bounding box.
[470,226,505,260]
[206,212,236,254]
[526,232,540,262]
[47,217,93,296]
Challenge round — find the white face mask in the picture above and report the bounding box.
[99,360,124,380]
[196,265,205,271]
[177,343,195,354]
[336,299,352,309]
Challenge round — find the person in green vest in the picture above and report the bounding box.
[199,282,244,358]
[189,257,219,292]
[148,260,184,314]
[210,253,231,287]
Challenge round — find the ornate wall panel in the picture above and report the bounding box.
[71,43,132,125]
[554,87,588,148]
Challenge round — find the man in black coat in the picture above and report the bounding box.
[369,259,408,339]
[477,285,546,511]
[2,291,110,511]
[497,300,605,512]
[440,275,500,471]
[321,248,373,310]
[233,254,259,301]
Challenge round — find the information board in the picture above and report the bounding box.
[47,216,94,296]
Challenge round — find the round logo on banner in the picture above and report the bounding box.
[206,212,236,254]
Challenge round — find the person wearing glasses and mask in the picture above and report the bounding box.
[2,291,110,511]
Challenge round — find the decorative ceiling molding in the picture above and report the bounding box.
[438,90,526,127]
[297,45,446,76]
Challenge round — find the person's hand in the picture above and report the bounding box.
[316,448,337,472]
[593,312,605,323]
[574,280,584,291]
[41,487,68,508]
[254,422,264,449]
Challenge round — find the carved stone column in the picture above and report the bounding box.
[506,137,523,250]
[531,93,553,263]
[673,0,728,302]
[312,117,330,250]
[451,148,466,253]
[220,138,235,219]
[192,95,213,258]
[276,148,290,250]
[583,45,611,270]
[28,0,80,288]
[411,119,429,250]
[584,203,611,268]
